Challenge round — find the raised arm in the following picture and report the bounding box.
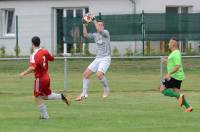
[91,16,109,38]
[93,20,100,32]
[83,24,88,38]
[82,16,95,40]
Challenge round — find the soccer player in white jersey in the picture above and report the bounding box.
[76,14,111,101]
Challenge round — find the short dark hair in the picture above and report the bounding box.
[171,37,179,42]
[97,20,104,25]
[32,36,40,47]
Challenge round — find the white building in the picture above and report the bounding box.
[0,0,200,56]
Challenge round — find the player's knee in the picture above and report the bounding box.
[172,88,180,93]
[83,72,90,79]
[34,97,44,105]
[96,72,104,80]
[160,85,166,92]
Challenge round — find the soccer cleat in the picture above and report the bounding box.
[75,94,88,101]
[61,93,70,106]
[178,94,184,107]
[185,107,193,112]
[39,116,49,120]
[102,91,109,99]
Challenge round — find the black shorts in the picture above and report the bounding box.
[162,78,182,89]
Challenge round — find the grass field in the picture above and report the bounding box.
[0,59,200,132]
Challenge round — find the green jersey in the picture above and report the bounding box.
[167,49,185,80]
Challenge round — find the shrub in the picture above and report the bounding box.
[0,46,6,57]
[125,47,134,56]
[14,46,20,56]
[112,46,120,56]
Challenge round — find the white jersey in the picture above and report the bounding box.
[87,30,111,58]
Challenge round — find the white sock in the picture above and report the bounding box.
[47,93,62,100]
[38,104,49,119]
[99,76,109,92]
[81,78,90,96]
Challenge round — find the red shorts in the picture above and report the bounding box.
[34,75,52,97]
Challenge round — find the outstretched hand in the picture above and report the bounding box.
[162,56,168,63]
[83,13,93,25]
[165,73,171,81]
[88,13,96,21]
[19,72,25,79]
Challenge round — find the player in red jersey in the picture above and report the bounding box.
[19,36,70,119]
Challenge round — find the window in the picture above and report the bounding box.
[66,10,73,18]
[3,9,15,37]
[181,7,189,14]
[76,9,83,18]
[56,7,89,53]
[166,6,191,14]
[166,7,178,14]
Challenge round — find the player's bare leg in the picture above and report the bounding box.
[41,93,70,106]
[96,71,110,99]
[35,97,49,119]
[159,85,166,92]
[172,87,180,93]
[76,68,93,101]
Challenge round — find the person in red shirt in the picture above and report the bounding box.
[19,36,70,119]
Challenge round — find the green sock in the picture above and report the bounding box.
[162,88,180,98]
[182,98,190,108]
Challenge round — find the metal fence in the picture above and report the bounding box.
[1,12,199,57]
[1,56,200,91]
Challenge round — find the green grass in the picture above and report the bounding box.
[0,59,200,132]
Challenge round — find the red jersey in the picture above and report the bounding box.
[30,48,54,78]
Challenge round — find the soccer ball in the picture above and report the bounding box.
[83,14,92,24]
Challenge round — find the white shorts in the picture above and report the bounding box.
[88,56,111,74]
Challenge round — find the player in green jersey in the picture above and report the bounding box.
[160,38,193,112]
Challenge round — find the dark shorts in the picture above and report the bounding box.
[162,77,182,89]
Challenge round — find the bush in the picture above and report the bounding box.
[85,48,92,56]
[125,47,134,56]
[14,46,20,56]
[186,43,192,53]
[146,41,151,55]
[112,46,120,56]
[0,46,6,57]
[30,47,34,54]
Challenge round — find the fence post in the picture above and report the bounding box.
[141,10,145,55]
[160,56,163,85]
[16,15,19,57]
[99,12,102,20]
[63,9,68,91]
